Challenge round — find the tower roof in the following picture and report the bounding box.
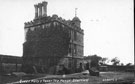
[72,16,81,22]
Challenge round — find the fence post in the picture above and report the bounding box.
[0,56,3,74]
[16,57,17,72]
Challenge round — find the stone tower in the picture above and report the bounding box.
[22,1,84,74]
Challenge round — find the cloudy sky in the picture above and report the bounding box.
[0,0,134,64]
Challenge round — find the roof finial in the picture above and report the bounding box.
[75,8,78,17]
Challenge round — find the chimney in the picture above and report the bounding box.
[34,4,38,19]
[34,1,48,18]
[42,1,48,17]
[38,3,42,17]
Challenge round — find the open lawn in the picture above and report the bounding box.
[0,71,134,84]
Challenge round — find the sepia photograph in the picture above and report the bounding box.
[0,0,134,84]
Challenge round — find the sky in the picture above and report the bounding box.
[0,0,134,64]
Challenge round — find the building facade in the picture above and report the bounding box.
[0,54,22,74]
[22,1,84,74]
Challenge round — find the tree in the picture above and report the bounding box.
[111,57,120,66]
[99,57,108,65]
[88,55,102,69]
[120,63,124,66]
[126,63,132,66]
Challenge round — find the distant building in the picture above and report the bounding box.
[0,54,22,73]
[22,1,84,74]
[0,54,22,64]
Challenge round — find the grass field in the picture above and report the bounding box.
[0,71,134,84]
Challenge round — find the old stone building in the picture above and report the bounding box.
[22,1,84,74]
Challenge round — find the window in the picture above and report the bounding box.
[74,44,77,54]
[74,31,77,41]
